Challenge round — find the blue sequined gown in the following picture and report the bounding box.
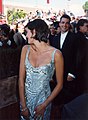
[21,47,57,120]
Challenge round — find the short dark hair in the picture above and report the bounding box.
[60,14,71,22]
[76,19,88,31]
[0,24,10,37]
[25,19,50,43]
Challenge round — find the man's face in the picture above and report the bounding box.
[80,23,88,34]
[59,18,70,33]
[0,30,7,41]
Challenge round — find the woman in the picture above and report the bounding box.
[19,19,64,120]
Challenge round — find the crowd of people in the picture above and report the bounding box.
[0,12,88,120]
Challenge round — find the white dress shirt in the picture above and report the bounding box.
[60,31,68,49]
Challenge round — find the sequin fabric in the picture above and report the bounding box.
[21,47,57,120]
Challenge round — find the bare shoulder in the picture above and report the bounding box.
[49,46,63,59]
[55,49,62,55]
[54,49,63,60]
[21,45,29,55]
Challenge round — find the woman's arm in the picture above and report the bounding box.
[19,45,31,118]
[19,45,27,109]
[44,50,64,106]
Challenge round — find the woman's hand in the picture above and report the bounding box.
[34,103,46,119]
[21,108,30,120]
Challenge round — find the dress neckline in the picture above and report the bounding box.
[26,47,57,69]
[28,58,52,69]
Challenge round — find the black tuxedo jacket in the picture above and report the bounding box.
[49,31,78,104]
[49,31,76,84]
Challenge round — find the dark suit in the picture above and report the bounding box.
[62,93,88,120]
[75,32,88,95]
[49,31,77,105]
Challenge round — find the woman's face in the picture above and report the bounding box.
[25,27,34,44]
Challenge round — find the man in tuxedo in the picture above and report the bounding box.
[49,14,77,105]
[61,18,88,119]
[75,19,88,96]
[60,18,88,120]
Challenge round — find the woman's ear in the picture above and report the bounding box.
[32,29,36,38]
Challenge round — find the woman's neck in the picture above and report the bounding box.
[30,41,49,53]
